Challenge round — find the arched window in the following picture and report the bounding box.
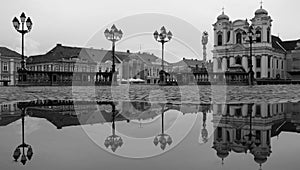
[267,28,270,43]
[236,32,242,44]
[256,30,262,42]
[227,31,231,42]
[218,34,223,46]
[236,57,242,65]
[217,58,222,69]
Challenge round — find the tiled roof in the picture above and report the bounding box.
[272,35,300,52]
[272,35,286,52]
[28,44,133,64]
[282,39,300,51]
[0,47,21,58]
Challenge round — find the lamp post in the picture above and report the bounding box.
[104,103,123,152]
[104,25,123,85]
[243,24,260,86]
[153,26,173,84]
[153,104,172,150]
[13,108,33,165]
[12,12,32,71]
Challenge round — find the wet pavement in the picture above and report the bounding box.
[1,85,300,170]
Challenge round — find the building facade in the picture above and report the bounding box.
[212,5,287,80]
[0,47,21,85]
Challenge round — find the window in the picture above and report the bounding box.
[256,58,261,68]
[268,72,270,78]
[236,129,241,140]
[236,57,242,65]
[227,58,230,67]
[281,60,284,69]
[217,127,222,139]
[277,60,279,69]
[43,65,47,71]
[256,72,261,78]
[256,104,261,116]
[236,32,242,44]
[268,56,271,68]
[217,58,222,69]
[3,62,8,72]
[227,31,231,42]
[256,30,261,42]
[218,34,223,46]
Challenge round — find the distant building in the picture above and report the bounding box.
[0,47,21,85]
[285,40,300,80]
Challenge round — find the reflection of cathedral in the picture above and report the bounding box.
[212,4,288,80]
[211,102,300,168]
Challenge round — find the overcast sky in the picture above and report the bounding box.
[0,0,299,62]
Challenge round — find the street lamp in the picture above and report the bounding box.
[243,24,260,85]
[13,108,33,165]
[104,25,123,84]
[12,12,33,71]
[153,104,172,150]
[104,103,123,152]
[153,26,173,84]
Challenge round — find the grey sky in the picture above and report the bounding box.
[0,0,299,62]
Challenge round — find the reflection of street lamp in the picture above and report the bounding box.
[201,111,208,143]
[153,26,173,84]
[240,104,261,149]
[13,108,33,165]
[243,24,260,85]
[153,105,172,150]
[104,25,123,84]
[104,103,123,152]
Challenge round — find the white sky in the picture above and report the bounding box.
[0,0,299,62]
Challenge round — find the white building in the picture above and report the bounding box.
[0,47,21,85]
[212,5,287,79]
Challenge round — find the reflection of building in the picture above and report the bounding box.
[212,5,292,81]
[0,47,22,85]
[211,102,300,168]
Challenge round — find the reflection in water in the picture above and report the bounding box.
[13,103,33,165]
[211,102,300,169]
[1,100,300,168]
[103,102,124,152]
[153,104,173,150]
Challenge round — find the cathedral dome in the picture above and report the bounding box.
[217,12,229,21]
[255,6,268,16]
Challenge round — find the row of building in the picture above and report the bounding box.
[1,4,300,86]
[0,43,211,86]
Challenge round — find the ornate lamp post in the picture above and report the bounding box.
[243,24,261,86]
[13,108,33,165]
[104,25,123,85]
[153,26,173,84]
[12,12,32,72]
[153,104,172,150]
[104,103,123,152]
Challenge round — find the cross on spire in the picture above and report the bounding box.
[222,7,225,14]
[260,0,263,8]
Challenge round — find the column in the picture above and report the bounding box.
[222,57,227,72]
[213,58,218,72]
[10,59,14,85]
[261,55,267,78]
[229,56,235,66]
[252,56,256,78]
[242,56,248,72]
[270,56,273,78]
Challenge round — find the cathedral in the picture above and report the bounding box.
[212,5,287,79]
